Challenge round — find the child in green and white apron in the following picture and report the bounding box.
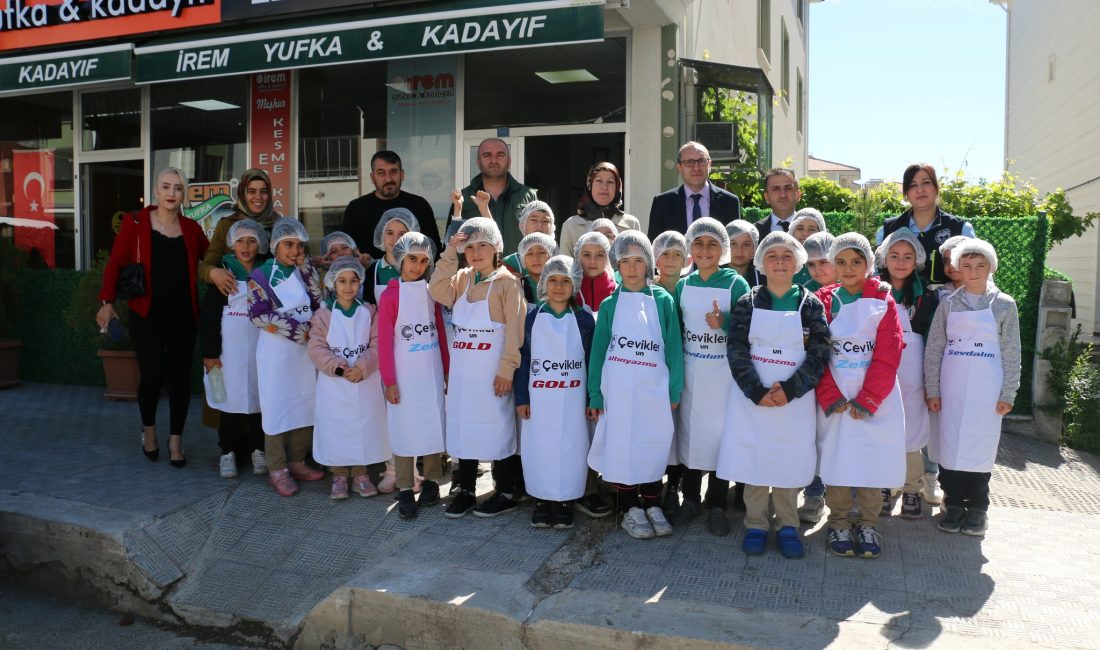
[587,231,684,540]
[308,258,391,500]
[511,232,557,303]
[652,230,688,514]
[925,239,1020,537]
[789,208,826,287]
[503,201,556,276]
[725,219,764,287]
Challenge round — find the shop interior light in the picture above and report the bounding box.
[179,99,240,111]
[534,69,598,84]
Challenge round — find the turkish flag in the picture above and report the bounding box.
[13,150,56,268]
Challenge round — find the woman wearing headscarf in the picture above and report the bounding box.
[558,162,641,258]
[201,168,280,297]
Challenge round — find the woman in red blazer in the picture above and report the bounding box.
[97,167,210,467]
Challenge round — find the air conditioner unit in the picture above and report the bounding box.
[694,122,739,160]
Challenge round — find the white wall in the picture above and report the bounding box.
[1004,0,1100,333]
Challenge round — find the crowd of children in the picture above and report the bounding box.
[200,177,1020,557]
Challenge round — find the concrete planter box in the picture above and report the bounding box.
[0,339,21,388]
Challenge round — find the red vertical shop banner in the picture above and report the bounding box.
[12,150,56,268]
[250,71,294,217]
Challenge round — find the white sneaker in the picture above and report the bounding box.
[219,452,238,478]
[621,507,656,539]
[646,506,674,536]
[251,450,268,475]
[922,473,943,505]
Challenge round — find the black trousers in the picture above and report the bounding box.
[129,309,196,436]
[613,481,664,510]
[218,412,263,456]
[938,468,991,510]
[681,468,730,509]
[456,456,518,494]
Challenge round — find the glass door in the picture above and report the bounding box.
[461,134,523,189]
[522,133,626,221]
[80,160,145,264]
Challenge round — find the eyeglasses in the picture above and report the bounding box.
[678,158,711,168]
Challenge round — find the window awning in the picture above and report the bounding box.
[134,0,606,84]
[0,44,132,96]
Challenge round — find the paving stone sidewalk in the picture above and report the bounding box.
[1,383,1099,649]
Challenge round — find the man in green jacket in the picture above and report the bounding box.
[448,138,537,253]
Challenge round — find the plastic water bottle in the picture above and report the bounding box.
[208,366,227,403]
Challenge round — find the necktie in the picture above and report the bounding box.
[691,193,702,225]
[779,220,789,232]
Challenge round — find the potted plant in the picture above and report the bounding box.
[64,250,140,400]
[0,237,26,388]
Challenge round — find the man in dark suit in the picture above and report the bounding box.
[647,141,741,239]
[754,168,803,242]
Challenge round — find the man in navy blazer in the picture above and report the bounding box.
[647,141,741,239]
[753,167,803,242]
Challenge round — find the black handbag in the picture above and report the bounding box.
[115,213,146,300]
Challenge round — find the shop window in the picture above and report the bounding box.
[464,39,626,129]
[0,91,76,269]
[82,89,141,151]
[758,0,771,62]
[780,20,790,107]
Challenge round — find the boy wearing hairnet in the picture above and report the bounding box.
[364,208,419,307]
[587,231,684,540]
[504,201,556,275]
[247,218,325,497]
[200,219,268,478]
[653,231,688,295]
[509,233,557,302]
[789,209,827,286]
[308,258,391,500]
[725,219,764,287]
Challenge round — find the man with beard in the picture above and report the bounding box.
[342,151,443,261]
[449,138,538,254]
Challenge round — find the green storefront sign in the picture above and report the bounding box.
[136,3,604,83]
[0,45,132,94]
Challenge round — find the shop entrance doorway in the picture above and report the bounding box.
[523,133,626,229]
[81,160,145,262]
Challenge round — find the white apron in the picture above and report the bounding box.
[931,289,1004,472]
[256,268,317,435]
[445,276,516,460]
[386,280,447,456]
[313,305,392,466]
[716,290,817,488]
[205,280,260,414]
[372,260,393,305]
[816,293,906,488]
[588,289,675,484]
[897,301,931,452]
[521,307,590,501]
[677,279,737,470]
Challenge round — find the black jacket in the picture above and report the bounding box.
[340,191,442,260]
[881,209,967,286]
[647,183,741,239]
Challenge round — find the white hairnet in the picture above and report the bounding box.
[790,208,827,234]
[226,218,269,251]
[456,217,504,254]
[324,257,365,291]
[518,201,556,236]
[320,230,357,255]
[393,232,436,278]
[828,232,875,275]
[518,232,557,260]
[951,238,998,274]
[938,234,971,258]
[686,217,731,265]
[572,230,611,259]
[725,219,760,248]
[876,227,927,271]
[610,230,655,280]
[803,231,836,261]
[536,255,575,303]
[589,218,618,236]
[269,217,308,253]
[754,231,808,273]
[373,207,420,249]
[653,230,688,261]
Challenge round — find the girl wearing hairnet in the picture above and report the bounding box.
[200,219,267,478]
[558,162,642,259]
[508,233,557,303]
[201,168,280,297]
[503,202,556,275]
[670,218,750,537]
[725,220,764,287]
[789,209,826,286]
[653,231,688,295]
[378,232,449,519]
[308,258,391,501]
[430,218,527,519]
[513,255,597,529]
[814,233,905,559]
[874,228,940,520]
[717,232,830,560]
[247,217,325,497]
[572,232,617,314]
[800,231,837,293]
[364,208,419,307]
[587,231,684,540]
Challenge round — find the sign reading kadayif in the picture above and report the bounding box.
[250,71,293,218]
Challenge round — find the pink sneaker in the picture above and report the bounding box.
[377,462,397,493]
[268,468,298,497]
[288,461,325,482]
[353,474,378,497]
[330,476,350,500]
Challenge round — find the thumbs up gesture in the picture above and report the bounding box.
[705,298,724,329]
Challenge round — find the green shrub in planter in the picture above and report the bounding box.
[63,250,131,351]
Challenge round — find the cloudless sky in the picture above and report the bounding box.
[808,0,1006,183]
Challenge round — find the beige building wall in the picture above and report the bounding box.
[1003,0,1100,334]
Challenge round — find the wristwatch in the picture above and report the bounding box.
[335,367,345,377]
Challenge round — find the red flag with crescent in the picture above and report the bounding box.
[13,150,56,268]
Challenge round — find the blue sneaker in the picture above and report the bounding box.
[827,527,855,557]
[776,526,804,559]
[742,528,768,555]
[855,525,882,558]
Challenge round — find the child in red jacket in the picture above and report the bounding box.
[815,233,905,560]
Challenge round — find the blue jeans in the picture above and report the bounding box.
[804,475,825,498]
[922,446,939,474]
